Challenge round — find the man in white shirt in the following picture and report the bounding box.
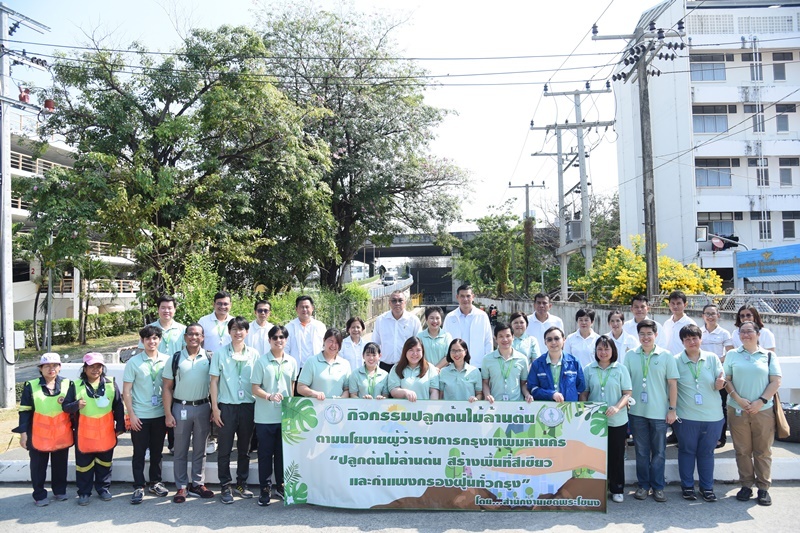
[623,295,650,340]
[659,290,696,355]
[525,293,564,356]
[372,290,421,372]
[285,295,326,369]
[245,300,274,356]
[443,284,493,368]
[198,291,233,354]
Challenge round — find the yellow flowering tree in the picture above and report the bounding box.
[574,235,723,303]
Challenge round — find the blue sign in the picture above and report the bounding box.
[736,244,800,279]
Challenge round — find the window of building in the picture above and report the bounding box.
[751,211,772,240]
[750,63,763,81]
[749,157,769,186]
[697,212,736,236]
[784,212,800,239]
[780,158,799,187]
[12,262,30,283]
[692,105,731,133]
[773,52,793,61]
[695,158,738,187]
[742,52,763,62]
[776,104,795,133]
[689,54,728,81]
[744,104,765,133]
[773,52,792,81]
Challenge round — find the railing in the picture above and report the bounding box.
[89,240,135,260]
[10,196,32,210]
[41,278,140,295]
[367,275,414,299]
[649,293,800,315]
[10,150,68,176]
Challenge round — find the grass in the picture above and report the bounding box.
[355,275,380,286]
[0,407,21,453]
[15,332,141,363]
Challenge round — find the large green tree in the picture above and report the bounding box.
[257,4,470,289]
[27,25,333,302]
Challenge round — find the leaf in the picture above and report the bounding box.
[589,411,608,437]
[445,448,463,479]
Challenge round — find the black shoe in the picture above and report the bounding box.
[736,487,753,501]
[757,489,772,506]
[78,494,91,506]
[627,437,635,447]
[148,482,168,497]
[701,490,717,502]
[682,487,697,500]
[274,485,285,501]
[220,486,234,504]
[130,488,144,505]
[666,433,678,445]
[258,487,271,507]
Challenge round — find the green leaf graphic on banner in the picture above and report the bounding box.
[285,482,308,504]
[284,461,301,487]
[445,448,463,478]
[590,410,608,437]
[572,468,595,478]
[282,398,319,444]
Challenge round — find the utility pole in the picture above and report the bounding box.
[0,3,50,408]
[508,180,544,295]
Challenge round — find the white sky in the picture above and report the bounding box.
[7,0,652,228]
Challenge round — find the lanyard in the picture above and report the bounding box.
[215,319,227,340]
[640,351,655,382]
[367,371,377,396]
[163,328,177,347]
[274,358,286,384]
[500,358,514,381]
[145,356,162,391]
[688,358,703,382]
[596,367,611,390]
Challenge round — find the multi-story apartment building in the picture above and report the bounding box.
[615,0,800,291]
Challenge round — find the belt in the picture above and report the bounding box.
[174,397,210,406]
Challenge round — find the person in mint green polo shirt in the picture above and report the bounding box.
[672,324,726,503]
[388,337,440,401]
[123,325,170,504]
[623,319,679,503]
[438,339,483,402]
[510,311,540,364]
[417,306,453,369]
[297,328,352,399]
[210,317,260,504]
[251,324,298,506]
[580,335,632,503]
[483,322,533,403]
[349,342,390,399]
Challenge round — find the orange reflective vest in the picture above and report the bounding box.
[75,379,117,453]
[30,379,73,452]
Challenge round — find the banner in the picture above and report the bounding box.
[281,398,608,511]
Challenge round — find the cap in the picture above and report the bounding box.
[83,352,105,366]
[38,353,62,366]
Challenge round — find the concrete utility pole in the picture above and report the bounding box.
[508,180,544,294]
[0,3,51,408]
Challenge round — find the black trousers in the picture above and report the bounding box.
[130,416,166,488]
[719,389,729,443]
[216,403,255,486]
[608,424,628,495]
[255,423,283,490]
[29,446,69,501]
[76,448,114,496]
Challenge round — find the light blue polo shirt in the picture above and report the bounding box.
[348,367,390,398]
[438,363,482,401]
[724,346,782,411]
[210,344,259,405]
[297,353,352,398]
[675,350,724,422]
[417,328,453,366]
[583,361,632,428]
[623,345,679,420]
[481,349,529,401]
[512,334,540,363]
[251,352,298,424]
[387,365,440,400]
[162,349,211,402]
[123,351,170,419]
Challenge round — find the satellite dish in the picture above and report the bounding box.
[711,237,724,248]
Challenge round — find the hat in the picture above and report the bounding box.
[38,353,62,366]
[83,352,105,366]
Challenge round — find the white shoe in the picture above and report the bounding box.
[145,449,150,462]
[612,493,624,503]
[205,440,217,454]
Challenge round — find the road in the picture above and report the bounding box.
[0,481,796,532]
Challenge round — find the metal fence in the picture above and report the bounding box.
[649,293,800,315]
[367,275,414,299]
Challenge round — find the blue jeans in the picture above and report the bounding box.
[674,418,724,490]
[630,414,667,490]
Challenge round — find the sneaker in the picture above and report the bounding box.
[652,489,667,502]
[701,490,717,502]
[149,482,169,497]
[188,484,214,498]
[78,494,91,506]
[98,489,112,501]
[611,493,624,503]
[273,485,285,501]
[634,487,648,500]
[35,498,49,507]
[52,494,69,502]
[627,437,635,447]
[131,488,144,505]
[666,433,678,445]
[736,487,753,501]
[206,440,217,454]
[757,489,772,506]
[173,488,186,504]
[145,449,150,462]
[220,486,234,505]
[682,487,697,501]
[235,484,254,499]
[258,488,271,507]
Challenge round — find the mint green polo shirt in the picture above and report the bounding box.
[583,361,632,427]
[210,344,259,405]
[123,351,170,419]
[348,367,390,398]
[162,349,211,402]
[251,352,298,424]
[297,353,352,398]
[512,334,540,363]
[724,346,782,411]
[623,345,679,420]
[417,328,453,366]
[480,349,529,401]
[387,365,440,400]
[438,363,482,401]
[139,320,186,357]
[675,350,724,422]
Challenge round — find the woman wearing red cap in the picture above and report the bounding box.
[13,353,73,507]
[62,353,125,505]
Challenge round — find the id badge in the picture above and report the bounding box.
[180,409,188,421]
[238,389,245,400]
[640,391,648,404]
[502,394,509,402]
[151,395,159,406]
[694,394,703,405]
[735,408,742,417]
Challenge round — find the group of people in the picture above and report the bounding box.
[14,287,783,509]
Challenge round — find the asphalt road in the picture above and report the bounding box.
[0,481,796,532]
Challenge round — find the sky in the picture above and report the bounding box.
[5,0,654,228]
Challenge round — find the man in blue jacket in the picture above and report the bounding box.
[528,326,585,401]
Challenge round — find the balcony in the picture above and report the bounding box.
[40,278,140,295]
[10,150,68,176]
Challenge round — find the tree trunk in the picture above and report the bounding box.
[32,284,41,351]
[82,285,91,345]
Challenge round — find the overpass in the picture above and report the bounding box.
[354,231,479,262]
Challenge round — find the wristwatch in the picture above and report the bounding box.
[668,406,676,411]
[758,396,769,404]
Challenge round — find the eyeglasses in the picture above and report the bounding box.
[271,335,286,340]
[545,337,561,342]
[450,348,466,354]
[256,308,271,314]
[739,313,754,318]
[739,329,757,335]
[390,299,404,303]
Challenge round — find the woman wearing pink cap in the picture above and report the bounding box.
[13,353,73,507]
[63,353,125,505]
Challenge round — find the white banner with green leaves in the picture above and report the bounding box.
[282,398,608,511]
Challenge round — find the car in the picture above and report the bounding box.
[382,274,396,286]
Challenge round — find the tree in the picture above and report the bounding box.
[574,235,724,304]
[28,25,332,303]
[256,4,470,289]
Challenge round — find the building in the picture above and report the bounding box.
[615,0,800,292]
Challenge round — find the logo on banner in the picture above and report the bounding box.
[539,406,565,427]
[324,404,344,424]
